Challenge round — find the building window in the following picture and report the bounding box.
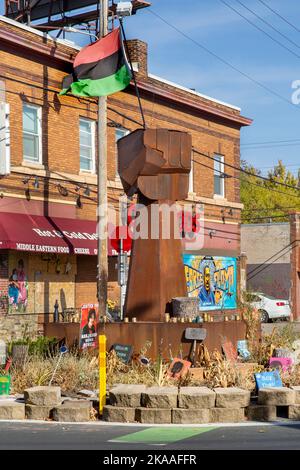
[79,118,95,172]
[214,154,225,197]
[115,127,129,179]
[23,104,42,163]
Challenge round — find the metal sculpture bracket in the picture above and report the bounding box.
[118,128,192,321]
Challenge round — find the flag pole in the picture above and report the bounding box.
[97,0,108,315]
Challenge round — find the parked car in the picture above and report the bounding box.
[246,292,291,323]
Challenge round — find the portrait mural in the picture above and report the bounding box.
[183,255,237,311]
[8,258,28,313]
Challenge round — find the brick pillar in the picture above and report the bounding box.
[290,213,300,321]
[0,252,8,315]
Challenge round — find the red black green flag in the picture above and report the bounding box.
[60,28,132,97]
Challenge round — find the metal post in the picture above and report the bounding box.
[97,0,108,315]
[99,334,106,415]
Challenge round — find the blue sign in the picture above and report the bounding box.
[255,371,282,390]
[183,255,237,311]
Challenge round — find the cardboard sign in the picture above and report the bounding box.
[79,304,99,350]
[237,340,251,360]
[167,358,191,379]
[112,344,133,364]
[269,357,293,372]
[255,370,282,390]
[222,340,238,362]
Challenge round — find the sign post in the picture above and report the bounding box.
[99,334,106,415]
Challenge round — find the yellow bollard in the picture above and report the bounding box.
[99,335,106,416]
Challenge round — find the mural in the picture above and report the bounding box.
[183,255,237,311]
[8,258,28,313]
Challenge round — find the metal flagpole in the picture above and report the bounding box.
[97,0,108,315]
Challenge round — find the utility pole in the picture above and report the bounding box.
[97,0,108,315]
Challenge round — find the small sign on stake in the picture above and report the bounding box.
[111,343,133,364]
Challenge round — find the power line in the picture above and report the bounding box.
[241,142,300,150]
[193,148,300,193]
[243,205,300,213]
[192,157,300,199]
[257,0,300,34]
[241,138,300,146]
[219,0,300,58]
[147,8,299,110]
[235,0,300,49]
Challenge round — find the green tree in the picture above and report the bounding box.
[241,160,300,223]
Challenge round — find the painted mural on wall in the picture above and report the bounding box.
[8,258,28,313]
[183,255,237,311]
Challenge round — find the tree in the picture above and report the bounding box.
[241,160,300,223]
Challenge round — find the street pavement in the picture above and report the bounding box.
[261,321,300,336]
[0,420,300,450]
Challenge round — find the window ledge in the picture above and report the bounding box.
[22,161,45,170]
[213,194,227,201]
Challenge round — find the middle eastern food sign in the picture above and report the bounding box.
[183,255,237,311]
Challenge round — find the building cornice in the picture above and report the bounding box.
[0,17,252,127]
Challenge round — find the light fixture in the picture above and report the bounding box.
[209,230,216,239]
[25,187,30,201]
[76,195,82,208]
[219,173,232,179]
[75,185,81,192]
[22,176,31,185]
[84,185,91,197]
[116,1,133,17]
[57,184,69,197]
[33,176,39,189]
[228,208,234,216]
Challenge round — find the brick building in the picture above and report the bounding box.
[0,15,251,340]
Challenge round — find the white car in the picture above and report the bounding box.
[246,292,291,323]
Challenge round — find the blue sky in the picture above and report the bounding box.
[1,0,300,174]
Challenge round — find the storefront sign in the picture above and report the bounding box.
[183,255,237,311]
[79,304,99,350]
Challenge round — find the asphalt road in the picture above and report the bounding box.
[0,421,300,450]
[261,321,300,336]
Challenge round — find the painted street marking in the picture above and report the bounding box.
[109,426,216,444]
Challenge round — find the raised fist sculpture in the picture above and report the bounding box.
[117,128,192,322]
[118,128,192,201]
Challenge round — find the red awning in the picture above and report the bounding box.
[0,213,116,256]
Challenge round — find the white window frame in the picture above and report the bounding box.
[22,103,42,164]
[188,157,194,194]
[115,127,129,180]
[0,102,10,175]
[79,117,96,174]
[213,154,225,198]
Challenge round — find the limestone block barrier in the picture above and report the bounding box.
[214,388,250,409]
[109,384,146,408]
[24,386,62,407]
[102,385,300,424]
[52,401,91,422]
[258,387,295,406]
[0,401,25,420]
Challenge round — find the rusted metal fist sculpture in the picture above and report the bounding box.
[118,128,192,201]
[117,128,192,321]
